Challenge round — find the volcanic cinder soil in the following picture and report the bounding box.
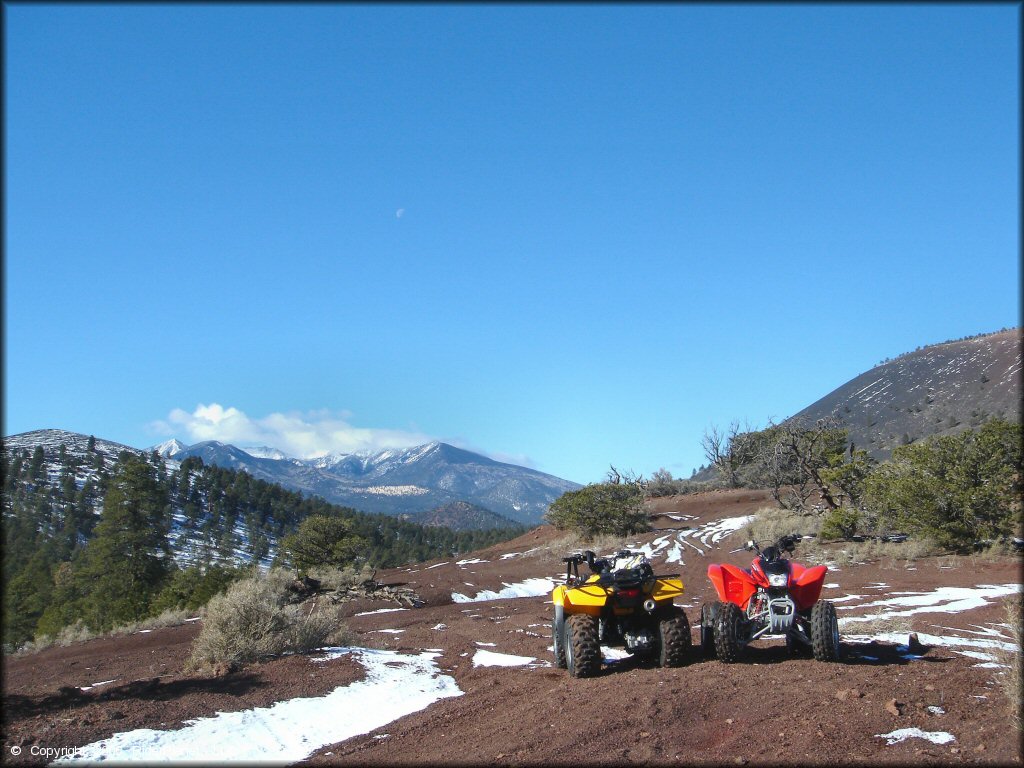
[4,489,1022,766]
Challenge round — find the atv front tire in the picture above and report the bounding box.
[714,602,747,663]
[658,606,692,667]
[565,614,601,678]
[552,616,567,669]
[700,603,719,658]
[811,600,841,661]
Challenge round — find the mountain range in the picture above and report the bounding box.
[1,430,578,528]
[149,439,578,526]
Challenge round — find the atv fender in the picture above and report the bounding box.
[552,584,568,607]
[707,563,757,610]
[553,581,608,616]
[790,564,827,611]
[650,577,684,602]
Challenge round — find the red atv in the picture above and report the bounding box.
[700,534,840,662]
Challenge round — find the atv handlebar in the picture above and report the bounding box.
[747,534,802,555]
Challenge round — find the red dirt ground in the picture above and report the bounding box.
[4,489,1022,766]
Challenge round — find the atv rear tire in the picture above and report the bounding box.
[700,603,719,658]
[714,602,747,663]
[658,606,692,667]
[565,614,601,678]
[811,600,841,661]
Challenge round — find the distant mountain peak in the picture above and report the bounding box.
[152,438,188,458]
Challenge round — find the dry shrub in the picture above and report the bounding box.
[533,532,630,565]
[12,621,94,656]
[741,507,821,547]
[840,609,913,637]
[187,569,352,670]
[742,507,940,567]
[307,564,376,591]
[116,607,196,636]
[997,594,1022,730]
[11,608,199,657]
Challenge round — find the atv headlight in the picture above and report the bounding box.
[768,573,788,587]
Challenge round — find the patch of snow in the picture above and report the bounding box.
[665,542,684,564]
[360,485,430,496]
[838,583,1021,624]
[499,547,541,560]
[425,562,450,570]
[823,583,840,589]
[931,623,1014,641]
[431,623,447,631]
[876,728,955,746]
[451,577,556,603]
[927,706,945,715]
[354,608,410,617]
[955,650,998,662]
[684,515,755,547]
[456,558,488,566]
[79,679,117,692]
[843,630,1019,654]
[474,642,496,647]
[58,649,462,764]
[371,629,405,635]
[472,649,536,667]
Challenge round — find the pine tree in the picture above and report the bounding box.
[29,446,45,481]
[277,515,366,572]
[72,456,173,631]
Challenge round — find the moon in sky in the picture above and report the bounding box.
[396,208,405,219]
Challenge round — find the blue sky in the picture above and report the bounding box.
[4,4,1019,484]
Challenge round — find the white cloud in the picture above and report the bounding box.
[149,403,436,459]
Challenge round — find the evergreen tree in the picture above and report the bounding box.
[29,446,45,481]
[545,480,649,538]
[70,456,172,631]
[277,515,367,572]
[4,542,60,646]
[864,418,1022,550]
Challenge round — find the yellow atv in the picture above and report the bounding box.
[551,549,691,677]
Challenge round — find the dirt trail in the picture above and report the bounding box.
[3,489,1021,765]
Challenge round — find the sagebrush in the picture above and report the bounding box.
[187,569,352,670]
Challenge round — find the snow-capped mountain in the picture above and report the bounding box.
[152,439,578,525]
[152,438,188,458]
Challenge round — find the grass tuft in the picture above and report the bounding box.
[996,594,1022,730]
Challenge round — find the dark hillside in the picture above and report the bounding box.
[790,328,1021,460]
[403,501,525,531]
